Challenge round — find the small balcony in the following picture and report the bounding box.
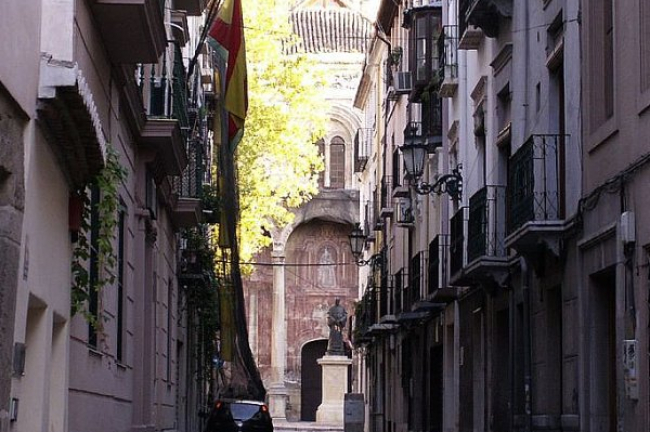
[353,289,376,344]
[449,207,469,284]
[363,201,376,244]
[506,134,569,257]
[438,25,459,98]
[354,127,373,172]
[371,191,384,231]
[461,186,509,286]
[391,147,410,198]
[91,0,167,64]
[392,269,406,315]
[172,139,205,228]
[380,176,394,218]
[427,235,458,303]
[174,0,207,16]
[137,44,189,180]
[459,0,512,39]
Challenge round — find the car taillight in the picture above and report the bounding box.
[215,401,223,409]
[260,405,268,413]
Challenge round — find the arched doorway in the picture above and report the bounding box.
[300,339,328,421]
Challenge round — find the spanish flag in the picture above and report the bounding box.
[209,0,247,149]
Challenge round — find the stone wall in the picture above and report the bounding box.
[0,87,25,432]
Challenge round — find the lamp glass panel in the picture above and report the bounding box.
[402,143,427,178]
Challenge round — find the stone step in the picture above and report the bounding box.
[273,419,343,432]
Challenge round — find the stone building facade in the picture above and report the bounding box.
[0,1,216,431]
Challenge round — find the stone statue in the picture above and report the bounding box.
[326,298,348,355]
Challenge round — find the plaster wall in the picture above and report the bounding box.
[0,0,41,113]
[11,122,70,432]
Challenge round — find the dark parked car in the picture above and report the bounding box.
[205,399,273,432]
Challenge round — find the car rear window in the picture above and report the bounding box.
[229,403,261,421]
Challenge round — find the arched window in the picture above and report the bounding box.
[329,136,345,189]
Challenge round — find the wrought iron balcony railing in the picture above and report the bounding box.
[380,176,394,216]
[467,185,507,263]
[459,0,511,39]
[427,234,449,296]
[354,127,373,172]
[137,42,190,136]
[393,268,407,315]
[507,134,565,234]
[450,207,469,276]
[438,25,459,98]
[173,139,205,199]
[372,188,383,230]
[405,251,426,311]
[354,288,377,342]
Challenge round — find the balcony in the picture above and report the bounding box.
[406,100,443,149]
[392,147,410,198]
[427,235,458,302]
[449,207,469,284]
[354,128,373,172]
[380,176,394,218]
[392,270,405,315]
[363,201,376,244]
[171,138,204,228]
[371,190,383,231]
[506,134,569,257]
[174,0,207,16]
[438,25,459,98]
[353,289,376,344]
[137,44,189,180]
[91,0,167,64]
[459,0,512,39]
[408,7,443,90]
[458,186,509,287]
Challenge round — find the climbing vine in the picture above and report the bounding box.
[71,145,128,324]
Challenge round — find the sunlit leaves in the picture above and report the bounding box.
[236,0,328,262]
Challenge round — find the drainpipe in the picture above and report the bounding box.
[520,256,532,432]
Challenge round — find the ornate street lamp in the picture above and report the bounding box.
[400,128,463,200]
[348,224,382,267]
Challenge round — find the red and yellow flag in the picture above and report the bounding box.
[209,0,247,148]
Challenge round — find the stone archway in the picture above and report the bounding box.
[300,339,328,421]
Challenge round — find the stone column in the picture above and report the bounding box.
[316,354,353,425]
[248,288,258,362]
[268,251,287,419]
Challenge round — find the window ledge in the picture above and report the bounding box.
[587,115,618,154]
[637,88,650,117]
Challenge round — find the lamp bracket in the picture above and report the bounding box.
[413,167,463,200]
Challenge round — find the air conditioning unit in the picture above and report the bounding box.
[394,71,413,94]
[395,199,414,227]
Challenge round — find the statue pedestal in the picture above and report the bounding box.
[268,382,288,419]
[316,355,352,425]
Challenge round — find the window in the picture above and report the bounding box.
[588,0,614,131]
[329,137,346,189]
[641,0,650,92]
[422,92,442,140]
[411,10,442,86]
[603,0,614,119]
